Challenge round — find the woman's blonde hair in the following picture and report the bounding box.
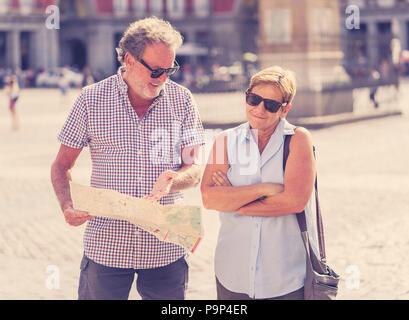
[248,66,297,105]
[116,16,183,64]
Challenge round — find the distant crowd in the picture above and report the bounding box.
[0,61,260,93]
[0,66,97,90]
[344,55,403,83]
[2,54,407,94]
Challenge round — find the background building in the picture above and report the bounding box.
[340,0,409,77]
[0,0,58,72]
[58,0,258,79]
[0,0,258,81]
[2,0,409,85]
[257,0,351,117]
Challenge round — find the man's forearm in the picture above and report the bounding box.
[170,164,202,192]
[51,164,73,212]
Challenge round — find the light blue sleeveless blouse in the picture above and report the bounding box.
[214,118,319,299]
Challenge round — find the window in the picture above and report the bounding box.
[347,0,366,7]
[132,0,147,13]
[20,31,32,70]
[264,9,292,44]
[345,23,368,67]
[195,30,210,47]
[114,33,123,68]
[167,0,184,17]
[150,0,163,15]
[311,8,336,42]
[60,0,77,16]
[114,0,128,16]
[0,0,10,14]
[377,0,395,7]
[0,32,6,69]
[406,21,409,49]
[377,21,391,33]
[20,0,34,14]
[194,0,209,17]
[377,22,392,61]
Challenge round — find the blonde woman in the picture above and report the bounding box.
[201,66,319,300]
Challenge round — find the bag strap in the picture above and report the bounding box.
[283,132,327,262]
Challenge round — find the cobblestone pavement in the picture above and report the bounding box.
[0,85,408,300]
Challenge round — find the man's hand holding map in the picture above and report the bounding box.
[70,182,203,253]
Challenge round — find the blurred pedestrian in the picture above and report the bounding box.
[194,64,209,90]
[58,69,70,107]
[82,66,94,87]
[369,67,380,109]
[4,75,20,131]
[379,58,391,80]
[181,63,194,88]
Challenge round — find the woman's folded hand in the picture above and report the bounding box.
[211,171,232,187]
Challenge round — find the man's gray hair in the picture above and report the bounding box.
[116,16,183,64]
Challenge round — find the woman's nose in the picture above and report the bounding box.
[255,101,266,112]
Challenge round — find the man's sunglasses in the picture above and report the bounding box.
[245,90,287,113]
[138,58,180,79]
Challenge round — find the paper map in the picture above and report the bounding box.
[70,182,203,253]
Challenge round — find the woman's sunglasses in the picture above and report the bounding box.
[245,91,287,113]
[138,58,180,79]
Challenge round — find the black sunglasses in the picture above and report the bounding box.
[138,58,180,79]
[245,91,287,113]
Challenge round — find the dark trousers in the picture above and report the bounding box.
[216,277,304,300]
[78,254,189,300]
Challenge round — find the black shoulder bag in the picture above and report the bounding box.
[283,133,339,300]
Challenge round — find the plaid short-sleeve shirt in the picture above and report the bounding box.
[58,67,205,269]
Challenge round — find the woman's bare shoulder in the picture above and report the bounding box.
[291,127,313,151]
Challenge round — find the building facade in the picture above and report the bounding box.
[3,0,409,80]
[257,0,351,118]
[0,0,258,79]
[340,0,409,69]
[0,0,58,72]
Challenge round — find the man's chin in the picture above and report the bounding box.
[145,86,163,99]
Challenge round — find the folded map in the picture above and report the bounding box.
[70,182,203,253]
